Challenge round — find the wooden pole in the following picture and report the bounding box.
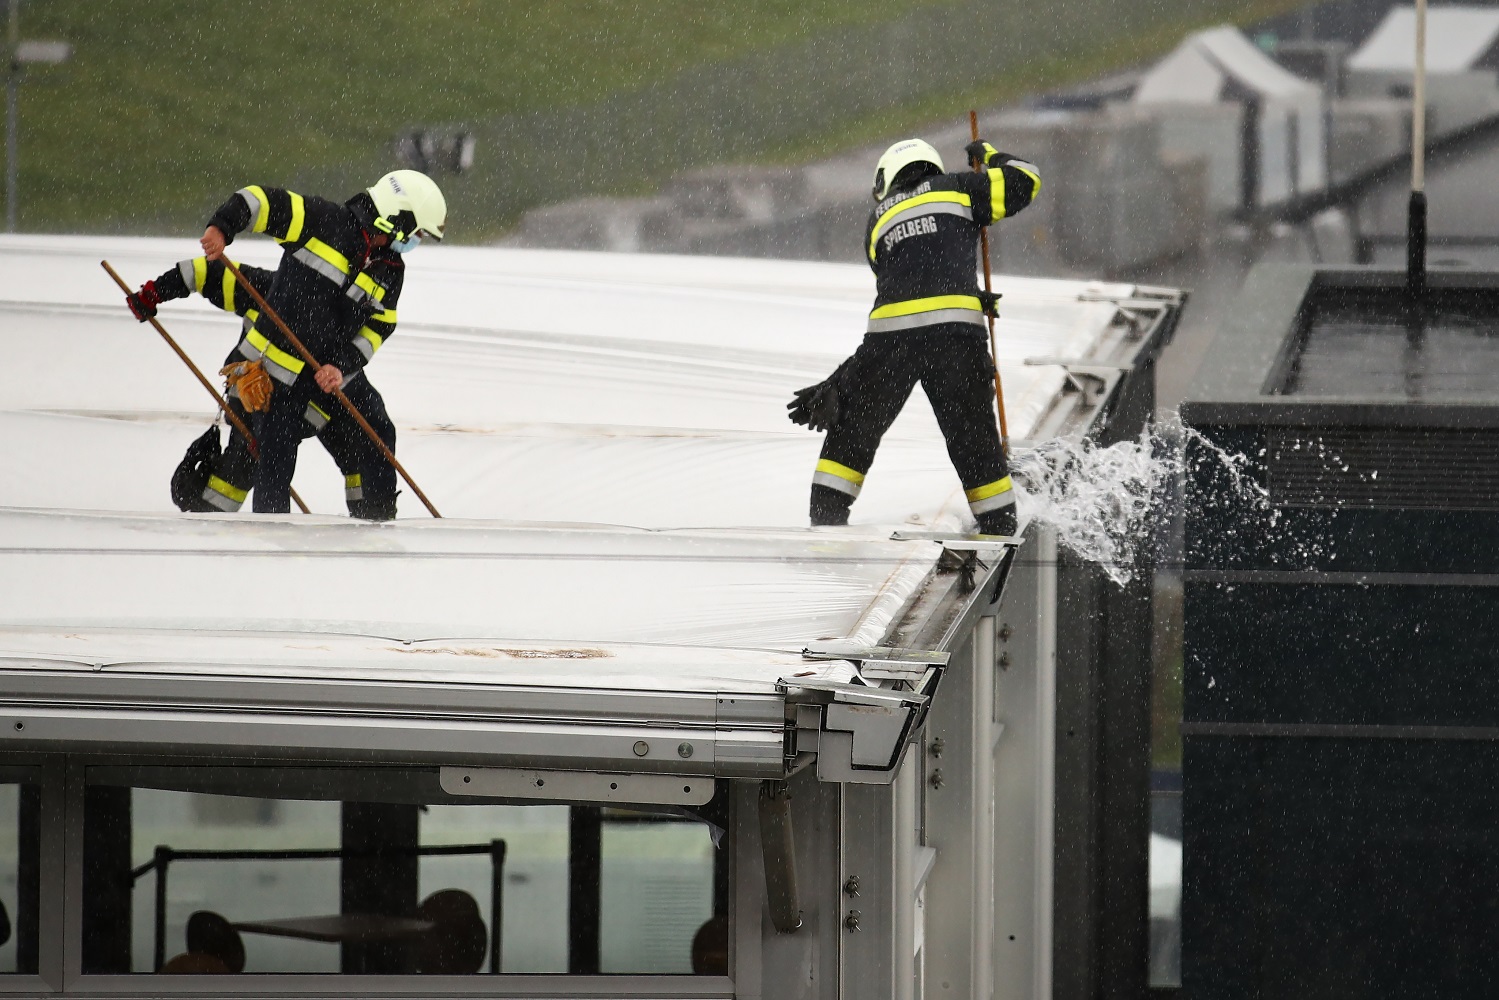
[100,259,311,514]
[220,258,442,518]
[970,110,1010,454]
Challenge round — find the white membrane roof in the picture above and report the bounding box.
[0,235,1139,698]
[1349,6,1499,74]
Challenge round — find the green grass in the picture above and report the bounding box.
[6,0,1307,239]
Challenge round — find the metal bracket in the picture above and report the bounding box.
[801,644,949,682]
[888,530,1021,551]
[440,766,714,806]
[1023,357,1131,403]
[779,672,942,784]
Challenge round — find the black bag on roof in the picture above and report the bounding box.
[170,426,223,512]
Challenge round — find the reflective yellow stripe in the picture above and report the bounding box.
[222,264,236,311]
[815,459,866,486]
[246,308,259,324]
[869,295,982,320]
[309,401,330,420]
[192,256,207,293]
[245,184,271,233]
[371,308,396,324]
[206,475,248,503]
[303,237,350,275]
[988,168,1006,219]
[988,165,1041,220]
[246,328,306,374]
[284,192,306,244]
[965,476,1013,503]
[869,190,972,260]
[358,327,384,354]
[345,474,362,489]
[353,272,387,301]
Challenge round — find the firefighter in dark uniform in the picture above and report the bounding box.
[787,138,1040,535]
[126,254,402,519]
[190,169,444,514]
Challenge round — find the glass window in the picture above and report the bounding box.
[0,779,40,975]
[81,765,728,978]
[598,809,716,974]
[1149,776,1182,988]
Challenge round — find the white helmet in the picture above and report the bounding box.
[368,169,447,242]
[872,139,944,200]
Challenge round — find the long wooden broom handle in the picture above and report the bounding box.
[101,259,312,514]
[221,258,442,518]
[970,110,1011,455]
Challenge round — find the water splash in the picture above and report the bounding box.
[1008,412,1275,587]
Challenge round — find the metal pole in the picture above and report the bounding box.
[972,617,997,1000]
[1408,0,1428,295]
[489,839,506,974]
[5,0,18,233]
[152,846,170,972]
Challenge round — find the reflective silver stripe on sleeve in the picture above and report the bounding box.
[1006,159,1041,183]
[236,187,263,225]
[292,246,347,285]
[234,336,301,386]
[969,490,1017,515]
[178,260,195,287]
[201,486,244,513]
[811,471,861,497]
[870,200,973,247]
[346,283,378,307]
[866,309,988,333]
[302,404,329,431]
[353,335,376,363]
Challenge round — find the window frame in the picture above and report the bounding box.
[0,756,64,994]
[58,753,734,998]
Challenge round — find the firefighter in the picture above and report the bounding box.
[787,137,1040,535]
[126,255,400,519]
[182,170,442,513]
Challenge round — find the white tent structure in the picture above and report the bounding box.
[0,235,1181,999]
[1347,5,1499,134]
[1135,24,1327,211]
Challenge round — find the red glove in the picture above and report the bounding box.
[127,280,163,322]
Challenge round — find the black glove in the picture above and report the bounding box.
[978,289,1001,318]
[126,280,163,322]
[965,140,1010,170]
[787,379,840,432]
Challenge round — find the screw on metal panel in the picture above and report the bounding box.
[844,910,862,932]
[929,738,945,758]
[677,742,694,758]
[633,741,649,757]
[999,623,1013,641]
[999,651,1011,669]
[929,769,945,790]
[843,875,861,897]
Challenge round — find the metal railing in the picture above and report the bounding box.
[129,839,507,974]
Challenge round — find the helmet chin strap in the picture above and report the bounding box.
[371,215,412,243]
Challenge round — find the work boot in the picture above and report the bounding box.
[810,484,853,526]
[976,507,1018,537]
[350,497,398,522]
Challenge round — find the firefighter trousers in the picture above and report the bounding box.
[247,373,398,516]
[811,329,1014,528]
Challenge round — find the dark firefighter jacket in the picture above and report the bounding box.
[153,255,400,433]
[206,186,404,385]
[863,154,1041,333]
